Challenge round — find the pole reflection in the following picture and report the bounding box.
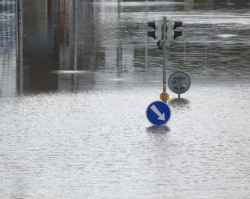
[18,0,23,95]
[73,0,78,90]
[145,0,148,74]
[168,98,190,109]
[74,0,78,72]
[0,0,17,97]
[117,0,121,76]
[146,125,170,134]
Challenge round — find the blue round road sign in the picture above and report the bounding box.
[146,101,171,125]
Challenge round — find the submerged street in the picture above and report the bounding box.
[1,0,250,198]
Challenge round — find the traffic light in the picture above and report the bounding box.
[147,19,182,48]
[147,20,163,41]
[167,20,182,41]
[147,20,167,49]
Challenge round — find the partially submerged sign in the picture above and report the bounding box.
[146,101,171,125]
[168,71,191,98]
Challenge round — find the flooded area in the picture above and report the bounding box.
[1,0,250,198]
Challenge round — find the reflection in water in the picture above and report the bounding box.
[73,0,78,89]
[18,0,23,95]
[146,125,170,134]
[18,37,23,95]
[53,70,90,74]
[1,0,250,94]
[145,0,148,74]
[0,0,17,97]
[187,0,194,11]
[117,0,122,76]
[168,97,190,109]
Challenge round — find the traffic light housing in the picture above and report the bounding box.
[147,20,163,41]
[147,19,182,48]
[167,20,182,41]
[148,20,167,49]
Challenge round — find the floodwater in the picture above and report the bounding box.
[1,0,250,198]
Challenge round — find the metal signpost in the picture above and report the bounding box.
[162,17,167,103]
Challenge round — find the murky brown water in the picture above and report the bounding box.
[1,0,250,198]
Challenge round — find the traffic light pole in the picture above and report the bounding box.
[162,16,167,103]
[147,17,183,103]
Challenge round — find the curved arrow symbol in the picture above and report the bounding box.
[150,104,165,121]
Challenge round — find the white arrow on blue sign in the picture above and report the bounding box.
[146,101,171,125]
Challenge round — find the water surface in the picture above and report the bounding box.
[1,0,250,198]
